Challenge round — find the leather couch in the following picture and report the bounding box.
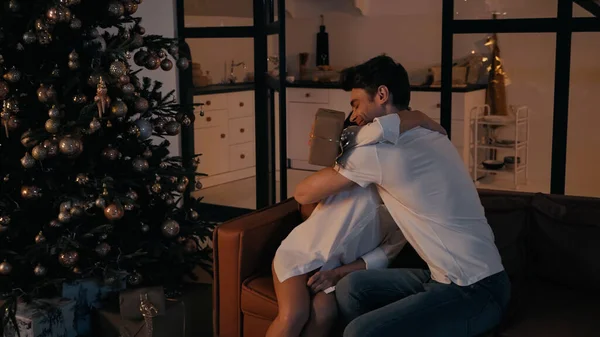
[213,190,600,337]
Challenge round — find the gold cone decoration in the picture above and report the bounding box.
[485,28,509,116]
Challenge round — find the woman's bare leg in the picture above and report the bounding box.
[300,291,338,337]
[266,263,311,337]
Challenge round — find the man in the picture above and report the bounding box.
[293,55,510,337]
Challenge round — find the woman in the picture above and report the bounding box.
[266,120,406,337]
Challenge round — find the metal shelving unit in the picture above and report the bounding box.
[441,0,600,195]
[471,105,530,189]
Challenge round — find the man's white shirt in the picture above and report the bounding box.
[335,113,504,286]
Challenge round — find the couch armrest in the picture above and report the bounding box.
[213,198,302,337]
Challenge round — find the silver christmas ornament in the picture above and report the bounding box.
[31,144,48,160]
[34,264,47,276]
[134,97,149,113]
[135,119,152,139]
[176,57,189,70]
[102,147,120,160]
[60,201,72,212]
[132,157,149,172]
[95,197,107,208]
[48,106,61,119]
[21,153,36,168]
[58,251,79,267]
[0,261,12,275]
[160,58,173,71]
[164,121,181,136]
[23,31,37,44]
[141,223,150,233]
[177,183,186,193]
[95,242,111,257]
[189,210,199,220]
[145,55,160,70]
[126,190,138,201]
[121,83,135,95]
[107,2,125,17]
[70,17,82,30]
[161,219,180,238]
[111,99,128,117]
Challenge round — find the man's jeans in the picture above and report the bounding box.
[335,269,511,337]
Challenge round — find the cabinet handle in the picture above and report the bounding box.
[206,117,212,122]
[206,100,211,106]
[436,103,441,108]
[305,93,311,98]
[240,154,245,159]
[240,128,245,133]
[220,133,226,138]
[239,102,244,107]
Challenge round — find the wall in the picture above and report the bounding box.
[136,0,181,156]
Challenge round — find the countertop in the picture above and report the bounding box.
[192,81,487,95]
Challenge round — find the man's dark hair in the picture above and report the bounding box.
[339,54,410,110]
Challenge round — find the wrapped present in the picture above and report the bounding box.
[3,298,76,337]
[308,108,346,167]
[61,278,126,335]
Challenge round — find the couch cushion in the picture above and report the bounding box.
[480,195,530,277]
[498,280,600,337]
[241,274,278,320]
[529,194,600,290]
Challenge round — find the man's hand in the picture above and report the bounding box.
[307,269,342,294]
[398,110,447,136]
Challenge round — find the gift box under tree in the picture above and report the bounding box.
[61,278,126,336]
[3,298,76,337]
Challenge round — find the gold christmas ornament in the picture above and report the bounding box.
[0,261,12,275]
[104,203,125,221]
[35,231,46,244]
[59,251,79,267]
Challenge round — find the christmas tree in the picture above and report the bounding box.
[0,0,211,329]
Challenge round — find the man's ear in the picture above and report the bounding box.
[376,85,390,105]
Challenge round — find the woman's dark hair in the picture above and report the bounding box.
[339,54,410,110]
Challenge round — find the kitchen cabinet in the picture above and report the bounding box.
[194,91,255,188]
[286,88,486,172]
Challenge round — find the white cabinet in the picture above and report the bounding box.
[286,88,486,172]
[193,91,256,188]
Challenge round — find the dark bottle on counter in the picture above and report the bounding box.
[316,15,329,66]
